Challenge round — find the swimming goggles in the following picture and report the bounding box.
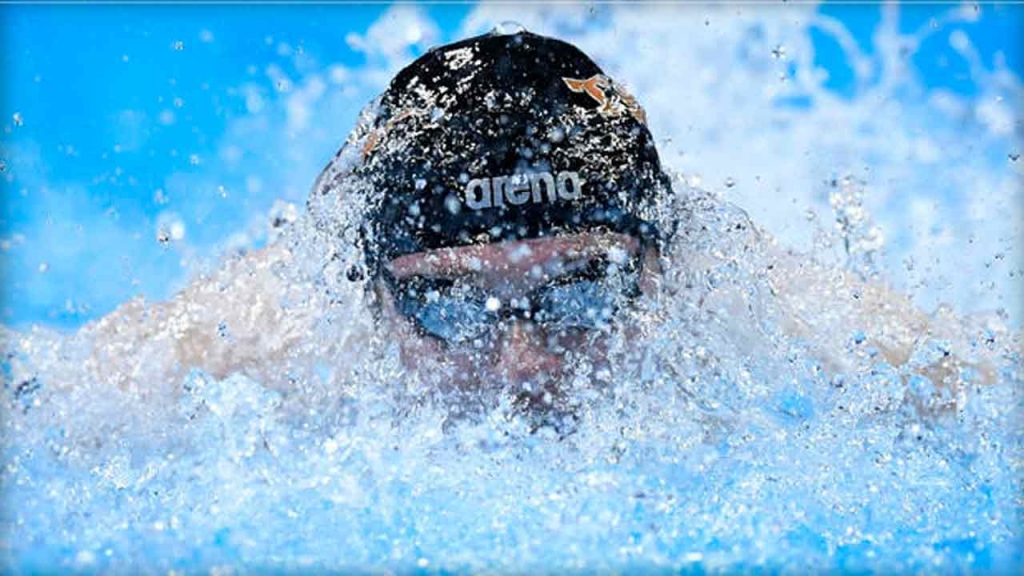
[379,254,643,344]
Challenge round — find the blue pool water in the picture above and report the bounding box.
[2,2,1022,573]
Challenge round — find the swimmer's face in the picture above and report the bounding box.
[375,231,660,406]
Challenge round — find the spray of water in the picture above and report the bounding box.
[2,3,1021,573]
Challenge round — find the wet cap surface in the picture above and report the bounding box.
[345,30,673,268]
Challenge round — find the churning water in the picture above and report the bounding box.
[2,3,1022,574]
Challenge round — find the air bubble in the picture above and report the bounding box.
[12,112,23,127]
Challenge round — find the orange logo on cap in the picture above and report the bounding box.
[361,108,418,160]
[562,74,647,124]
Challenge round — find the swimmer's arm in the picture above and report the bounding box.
[765,250,1004,407]
[83,244,314,392]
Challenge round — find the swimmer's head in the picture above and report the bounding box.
[314,29,673,272]
[313,30,674,411]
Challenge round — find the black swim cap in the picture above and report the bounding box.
[320,29,673,271]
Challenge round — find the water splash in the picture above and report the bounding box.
[3,170,1021,572]
[2,4,1022,574]
[490,20,528,36]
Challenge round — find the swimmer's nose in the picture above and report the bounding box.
[494,320,563,386]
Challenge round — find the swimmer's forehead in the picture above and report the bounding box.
[387,232,640,279]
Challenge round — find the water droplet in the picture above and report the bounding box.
[38,262,49,274]
[156,213,186,245]
[444,194,462,215]
[949,30,970,52]
[345,265,364,282]
[75,550,96,566]
[12,112,23,127]
[173,40,184,51]
[490,21,527,36]
[268,201,298,230]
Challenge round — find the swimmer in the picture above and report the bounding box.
[312,30,672,413]
[76,30,1000,419]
